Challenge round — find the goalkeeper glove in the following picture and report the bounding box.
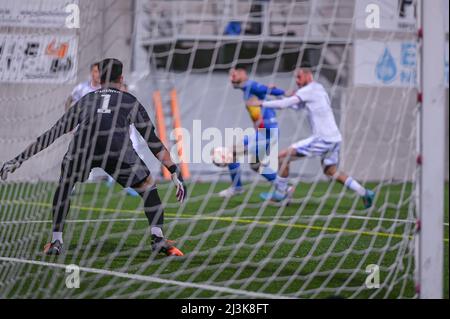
[168,165,186,203]
[0,157,22,181]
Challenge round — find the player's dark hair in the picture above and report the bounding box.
[232,63,249,73]
[99,58,123,83]
[90,62,99,71]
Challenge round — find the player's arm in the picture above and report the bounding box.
[133,104,172,166]
[0,104,80,180]
[252,82,285,97]
[246,95,301,109]
[133,104,186,202]
[267,85,285,96]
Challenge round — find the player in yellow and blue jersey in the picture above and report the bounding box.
[218,66,287,198]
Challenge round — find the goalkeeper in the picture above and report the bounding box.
[0,58,186,257]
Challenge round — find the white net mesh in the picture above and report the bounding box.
[0,0,424,299]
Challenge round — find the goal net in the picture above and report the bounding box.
[0,0,440,299]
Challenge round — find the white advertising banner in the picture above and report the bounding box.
[0,33,78,83]
[0,0,78,28]
[355,39,449,88]
[354,40,417,87]
[355,0,416,32]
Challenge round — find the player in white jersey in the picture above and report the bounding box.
[249,68,375,208]
[65,62,101,110]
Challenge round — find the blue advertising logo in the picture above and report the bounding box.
[399,42,417,86]
[376,47,397,84]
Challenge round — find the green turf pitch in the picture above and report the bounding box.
[0,181,448,299]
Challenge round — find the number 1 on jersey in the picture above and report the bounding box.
[98,94,112,114]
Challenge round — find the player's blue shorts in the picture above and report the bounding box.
[243,128,279,163]
[291,136,341,167]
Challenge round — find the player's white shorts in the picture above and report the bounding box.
[291,136,341,167]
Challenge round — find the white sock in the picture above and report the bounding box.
[52,232,63,243]
[275,175,288,193]
[344,177,366,196]
[151,227,164,238]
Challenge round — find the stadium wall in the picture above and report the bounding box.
[1,0,448,183]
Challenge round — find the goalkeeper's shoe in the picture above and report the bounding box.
[260,185,295,203]
[218,187,244,198]
[43,240,63,255]
[151,235,184,256]
[362,190,375,209]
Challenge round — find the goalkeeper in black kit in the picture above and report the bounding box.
[0,58,186,256]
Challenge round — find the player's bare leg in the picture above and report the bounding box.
[278,147,300,177]
[323,165,347,184]
[260,147,298,202]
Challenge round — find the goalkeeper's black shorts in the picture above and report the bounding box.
[59,151,150,188]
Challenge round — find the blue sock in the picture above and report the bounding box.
[228,163,242,189]
[260,167,277,182]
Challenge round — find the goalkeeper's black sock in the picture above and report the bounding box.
[52,178,74,232]
[138,187,164,229]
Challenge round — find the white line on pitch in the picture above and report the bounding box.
[0,256,292,299]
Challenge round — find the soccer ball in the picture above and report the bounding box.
[211,147,233,167]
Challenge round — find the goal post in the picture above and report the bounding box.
[418,0,446,299]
